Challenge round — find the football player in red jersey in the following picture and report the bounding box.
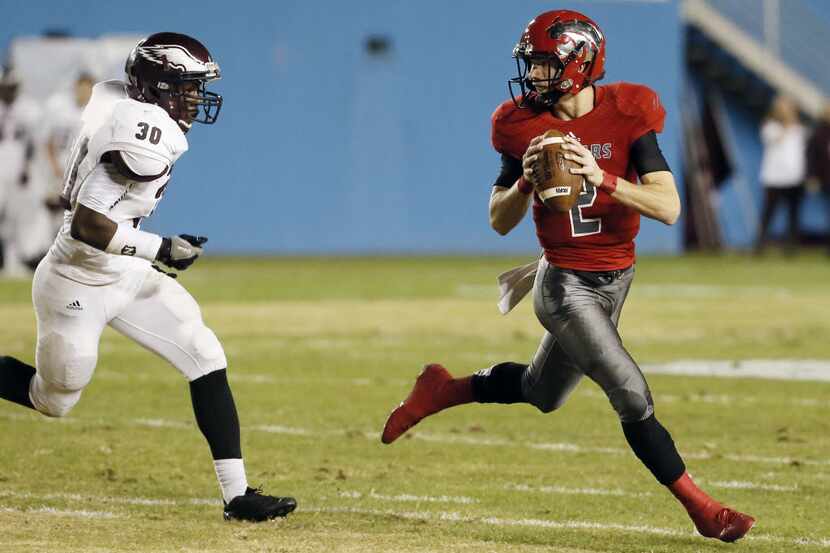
[382,10,755,543]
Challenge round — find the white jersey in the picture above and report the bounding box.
[45,92,85,179]
[0,97,41,209]
[49,80,188,285]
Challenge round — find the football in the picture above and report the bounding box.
[535,129,585,212]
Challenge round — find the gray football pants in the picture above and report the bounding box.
[521,258,654,423]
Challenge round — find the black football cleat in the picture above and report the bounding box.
[223,487,297,522]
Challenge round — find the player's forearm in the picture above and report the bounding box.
[71,203,162,259]
[489,183,532,235]
[71,204,118,250]
[606,171,680,225]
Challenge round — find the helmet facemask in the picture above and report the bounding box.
[146,78,222,130]
[509,50,567,108]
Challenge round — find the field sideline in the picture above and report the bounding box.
[0,253,828,552]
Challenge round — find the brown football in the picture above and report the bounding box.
[535,129,585,212]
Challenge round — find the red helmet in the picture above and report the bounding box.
[125,32,222,130]
[509,10,606,108]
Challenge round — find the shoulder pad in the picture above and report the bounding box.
[93,99,188,165]
[117,150,169,178]
[609,82,666,135]
[491,99,536,158]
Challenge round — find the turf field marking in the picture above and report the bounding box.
[1,489,827,548]
[133,418,190,429]
[412,432,628,455]
[505,483,652,497]
[250,424,312,435]
[309,506,830,548]
[0,489,223,508]
[411,431,830,467]
[339,490,478,504]
[96,369,406,387]
[634,284,794,299]
[0,506,119,518]
[642,359,830,382]
[0,489,179,506]
[706,480,798,492]
[5,413,827,469]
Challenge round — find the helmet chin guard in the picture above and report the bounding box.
[125,32,223,130]
[508,10,606,109]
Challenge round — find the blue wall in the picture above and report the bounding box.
[1,0,683,254]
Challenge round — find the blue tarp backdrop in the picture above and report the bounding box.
[1,0,683,254]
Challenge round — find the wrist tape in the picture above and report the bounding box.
[600,171,618,194]
[105,224,163,261]
[516,176,534,195]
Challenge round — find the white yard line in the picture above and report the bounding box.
[0,505,119,519]
[504,479,797,497]
[96,360,830,387]
[2,489,827,548]
[642,359,830,382]
[339,490,478,504]
[707,480,798,492]
[308,506,830,549]
[505,483,652,497]
[2,412,826,468]
[0,489,220,507]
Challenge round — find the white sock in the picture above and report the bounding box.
[214,458,248,503]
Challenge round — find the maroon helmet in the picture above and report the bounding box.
[125,32,222,130]
[509,10,606,108]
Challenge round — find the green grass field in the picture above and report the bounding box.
[1,254,829,552]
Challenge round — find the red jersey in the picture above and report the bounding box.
[491,82,666,271]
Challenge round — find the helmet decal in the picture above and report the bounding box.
[137,44,219,76]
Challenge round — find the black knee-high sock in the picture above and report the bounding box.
[0,356,36,410]
[471,362,527,404]
[189,369,242,459]
[622,414,686,485]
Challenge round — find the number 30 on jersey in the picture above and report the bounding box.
[135,122,162,145]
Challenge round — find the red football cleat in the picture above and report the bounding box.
[381,364,470,444]
[689,505,756,543]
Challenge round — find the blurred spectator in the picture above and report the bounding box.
[44,73,94,226]
[0,66,42,276]
[806,102,830,254]
[756,95,807,254]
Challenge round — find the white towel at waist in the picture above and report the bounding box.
[497,257,541,315]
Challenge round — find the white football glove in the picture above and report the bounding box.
[156,234,208,270]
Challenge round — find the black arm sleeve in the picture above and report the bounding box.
[492,153,523,188]
[631,131,670,177]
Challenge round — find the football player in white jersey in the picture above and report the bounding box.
[0,33,297,522]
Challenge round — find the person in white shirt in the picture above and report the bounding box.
[0,66,43,276]
[0,33,297,522]
[757,95,807,253]
[44,73,95,221]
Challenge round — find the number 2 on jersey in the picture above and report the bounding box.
[135,122,162,145]
[569,183,601,237]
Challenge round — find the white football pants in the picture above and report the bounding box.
[29,256,227,417]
